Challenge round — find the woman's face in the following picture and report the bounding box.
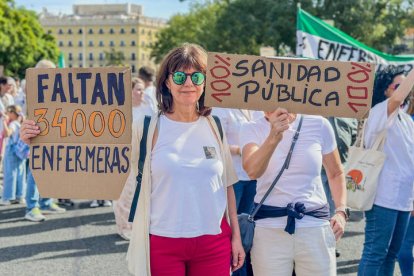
[166,67,205,108]
[385,74,405,98]
[132,80,145,107]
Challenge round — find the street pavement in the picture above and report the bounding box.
[0,201,402,276]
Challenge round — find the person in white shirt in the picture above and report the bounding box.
[240,108,347,276]
[138,66,158,114]
[358,67,414,276]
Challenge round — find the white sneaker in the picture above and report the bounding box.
[0,200,11,206]
[102,200,112,207]
[90,200,99,208]
[25,208,46,222]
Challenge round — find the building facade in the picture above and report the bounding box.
[40,3,167,73]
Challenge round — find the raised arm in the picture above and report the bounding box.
[242,108,289,179]
[388,68,414,116]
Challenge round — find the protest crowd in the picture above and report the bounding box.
[0,40,412,276]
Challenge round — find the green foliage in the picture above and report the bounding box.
[312,0,414,52]
[0,0,59,78]
[151,0,414,60]
[104,48,125,66]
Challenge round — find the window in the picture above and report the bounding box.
[110,41,114,47]
[99,28,104,34]
[131,65,135,72]
[141,41,145,47]
[99,41,104,47]
[69,64,72,68]
[58,29,63,34]
[141,53,145,60]
[79,63,83,68]
[109,28,114,34]
[79,53,83,61]
[89,53,93,61]
[131,53,136,60]
[99,53,104,61]
[58,41,64,47]
[89,29,93,34]
[120,41,125,47]
[68,41,73,47]
[148,30,152,36]
[78,41,83,47]
[131,41,136,46]
[131,28,136,34]
[68,53,73,61]
[120,28,125,34]
[78,29,83,34]
[90,64,94,68]
[89,41,94,47]
[141,29,145,35]
[68,29,72,34]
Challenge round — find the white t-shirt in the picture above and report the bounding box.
[212,108,262,181]
[240,115,336,228]
[364,100,414,211]
[149,115,226,237]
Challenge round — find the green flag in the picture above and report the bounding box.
[296,8,414,73]
[58,52,65,68]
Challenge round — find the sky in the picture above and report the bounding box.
[14,0,192,19]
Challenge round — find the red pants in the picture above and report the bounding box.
[150,219,232,276]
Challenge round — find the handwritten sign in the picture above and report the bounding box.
[26,67,132,200]
[205,52,375,119]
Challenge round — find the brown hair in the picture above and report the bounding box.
[6,105,22,116]
[131,77,144,89]
[155,43,211,116]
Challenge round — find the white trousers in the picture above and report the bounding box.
[251,225,336,276]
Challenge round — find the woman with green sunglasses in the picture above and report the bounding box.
[126,43,245,276]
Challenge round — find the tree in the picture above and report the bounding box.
[104,48,125,66]
[0,0,59,77]
[151,0,414,58]
[313,0,413,53]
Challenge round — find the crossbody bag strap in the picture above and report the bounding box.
[249,115,304,220]
[212,115,224,142]
[128,115,152,223]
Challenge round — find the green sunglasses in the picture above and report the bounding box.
[171,71,206,86]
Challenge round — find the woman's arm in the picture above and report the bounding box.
[242,108,289,179]
[388,68,414,116]
[2,116,12,137]
[323,149,347,241]
[227,186,245,272]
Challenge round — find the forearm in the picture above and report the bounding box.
[243,135,281,179]
[227,186,241,239]
[328,172,347,208]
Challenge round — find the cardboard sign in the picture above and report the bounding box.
[205,52,375,119]
[26,67,132,200]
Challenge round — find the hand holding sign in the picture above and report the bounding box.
[267,108,290,140]
[20,120,40,144]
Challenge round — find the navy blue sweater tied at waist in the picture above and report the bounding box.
[254,202,330,234]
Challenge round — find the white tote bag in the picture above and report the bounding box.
[345,122,386,211]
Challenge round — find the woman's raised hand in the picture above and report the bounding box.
[268,107,290,140]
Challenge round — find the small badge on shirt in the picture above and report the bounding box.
[203,146,217,159]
